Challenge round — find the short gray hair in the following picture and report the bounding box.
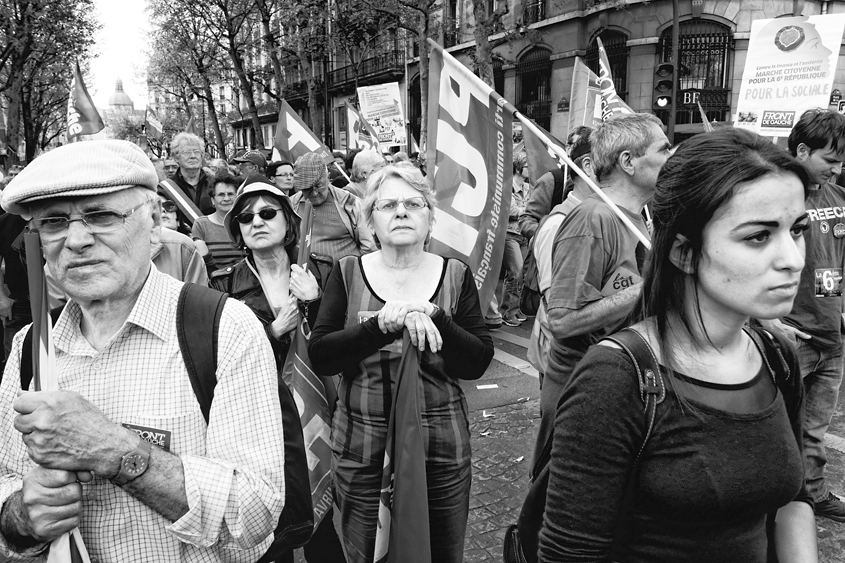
[351,150,386,182]
[362,163,435,247]
[170,132,205,158]
[591,113,663,182]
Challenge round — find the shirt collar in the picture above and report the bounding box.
[54,265,173,353]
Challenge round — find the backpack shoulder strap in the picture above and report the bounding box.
[746,326,801,416]
[177,283,227,423]
[601,328,666,462]
[21,306,65,391]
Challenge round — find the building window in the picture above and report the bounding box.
[658,19,734,127]
[523,0,545,25]
[586,29,629,100]
[493,57,504,96]
[516,47,552,131]
[444,0,459,48]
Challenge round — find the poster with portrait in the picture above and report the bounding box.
[734,14,845,136]
[357,82,408,147]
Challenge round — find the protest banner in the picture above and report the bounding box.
[734,14,845,136]
[67,61,104,142]
[568,56,633,132]
[144,108,164,140]
[272,99,334,165]
[357,82,407,147]
[346,103,379,150]
[426,39,513,308]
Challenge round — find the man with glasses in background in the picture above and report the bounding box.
[290,152,375,261]
[0,140,285,562]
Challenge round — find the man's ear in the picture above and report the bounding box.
[669,233,694,274]
[795,143,811,162]
[149,200,162,245]
[617,150,635,177]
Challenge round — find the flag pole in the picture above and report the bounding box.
[514,113,651,249]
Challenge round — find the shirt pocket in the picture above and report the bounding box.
[122,411,206,457]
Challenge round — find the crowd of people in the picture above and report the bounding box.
[0,107,841,563]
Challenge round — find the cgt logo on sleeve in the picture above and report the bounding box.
[600,267,643,297]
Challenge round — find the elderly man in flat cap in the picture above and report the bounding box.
[0,140,284,562]
[290,151,375,261]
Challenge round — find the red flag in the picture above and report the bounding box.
[346,103,379,150]
[426,39,513,307]
[145,108,164,140]
[596,38,634,122]
[373,332,430,563]
[568,56,634,131]
[66,61,104,141]
[184,116,200,137]
[272,99,333,165]
[522,120,567,186]
[280,201,335,529]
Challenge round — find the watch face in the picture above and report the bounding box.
[123,454,148,475]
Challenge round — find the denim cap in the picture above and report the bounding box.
[293,152,328,193]
[1,140,158,217]
[224,182,300,247]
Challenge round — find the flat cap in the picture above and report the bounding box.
[1,140,158,216]
[234,150,267,168]
[293,152,328,193]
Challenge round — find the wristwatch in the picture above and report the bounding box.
[111,437,152,486]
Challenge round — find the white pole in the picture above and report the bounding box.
[515,113,651,249]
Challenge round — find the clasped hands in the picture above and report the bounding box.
[377,301,443,353]
[270,264,320,340]
[5,390,134,544]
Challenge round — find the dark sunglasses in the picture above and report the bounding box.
[161,201,177,212]
[235,208,283,224]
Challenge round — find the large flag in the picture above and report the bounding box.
[426,39,513,307]
[373,332,430,563]
[522,120,567,186]
[568,56,634,131]
[145,108,164,140]
[272,99,333,165]
[24,233,92,563]
[280,201,335,530]
[346,103,379,150]
[66,61,104,142]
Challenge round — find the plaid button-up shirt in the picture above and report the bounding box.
[0,266,284,562]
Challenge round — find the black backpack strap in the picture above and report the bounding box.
[550,167,565,208]
[20,306,65,391]
[176,283,227,422]
[602,329,666,464]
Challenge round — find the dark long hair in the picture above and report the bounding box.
[634,127,810,368]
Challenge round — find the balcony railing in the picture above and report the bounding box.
[523,0,545,24]
[327,50,405,88]
[444,18,460,47]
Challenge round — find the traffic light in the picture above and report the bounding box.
[653,63,675,111]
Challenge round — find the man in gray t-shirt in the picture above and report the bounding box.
[533,113,670,464]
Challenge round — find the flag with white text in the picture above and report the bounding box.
[346,103,379,150]
[568,56,633,131]
[596,38,634,122]
[273,100,334,165]
[426,39,513,306]
[281,201,334,529]
[66,61,104,142]
[145,108,164,140]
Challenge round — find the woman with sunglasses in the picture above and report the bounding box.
[309,163,494,563]
[210,181,346,563]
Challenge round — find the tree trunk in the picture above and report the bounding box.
[227,36,265,148]
[202,80,227,156]
[417,10,429,152]
[472,0,494,87]
[305,57,322,138]
[255,0,285,98]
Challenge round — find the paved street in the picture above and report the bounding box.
[301,318,845,562]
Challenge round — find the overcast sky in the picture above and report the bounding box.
[89,0,150,110]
